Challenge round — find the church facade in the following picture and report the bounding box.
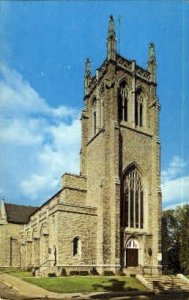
[0,16,162,276]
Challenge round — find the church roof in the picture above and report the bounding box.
[4,203,39,224]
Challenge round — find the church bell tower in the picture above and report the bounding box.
[80,16,162,274]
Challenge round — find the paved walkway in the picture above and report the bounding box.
[0,272,81,299]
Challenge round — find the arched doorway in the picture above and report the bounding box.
[126,238,139,267]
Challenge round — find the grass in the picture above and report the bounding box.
[23,275,147,293]
[0,268,33,278]
[0,268,147,293]
[8,270,33,277]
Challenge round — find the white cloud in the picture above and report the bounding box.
[20,120,81,200]
[162,176,189,208]
[161,155,188,183]
[0,63,49,117]
[0,63,81,205]
[161,156,189,209]
[0,118,44,145]
[0,63,79,119]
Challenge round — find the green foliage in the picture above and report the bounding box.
[23,276,147,293]
[90,267,99,275]
[162,204,189,274]
[70,270,79,276]
[48,272,56,277]
[104,270,115,276]
[79,270,89,276]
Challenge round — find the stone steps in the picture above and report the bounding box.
[36,266,57,277]
[123,267,142,275]
[143,275,189,292]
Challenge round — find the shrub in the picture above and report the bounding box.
[79,270,88,276]
[90,267,99,275]
[70,270,79,276]
[118,271,126,276]
[48,272,56,277]
[104,270,115,276]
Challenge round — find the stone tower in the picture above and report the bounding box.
[80,15,162,273]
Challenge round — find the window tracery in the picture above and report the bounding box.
[118,81,128,122]
[126,238,138,249]
[123,167,144,229]
[92,97,97,135]
[135,89,144,127]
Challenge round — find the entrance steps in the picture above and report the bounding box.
[139,274,189,292]
[35,260,57,277]
[123,267,142,275]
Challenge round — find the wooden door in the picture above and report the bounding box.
[126,249,138,267]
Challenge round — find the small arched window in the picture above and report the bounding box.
[118,81,128,122]
[135,89,144,127]
[72,237,81,256]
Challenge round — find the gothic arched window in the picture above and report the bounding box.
[123,167,144,229]
[92,97,97,135]
[135,89,144,127]
[118,81,128,122]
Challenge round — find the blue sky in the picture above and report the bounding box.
[0,0,188,209]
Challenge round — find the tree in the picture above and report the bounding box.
[176,205,189,274]
[162,204,189,274]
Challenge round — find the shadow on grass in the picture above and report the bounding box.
[91,279,189,300]
[93,278,138,292]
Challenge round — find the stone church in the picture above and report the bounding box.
[0,16,162,276]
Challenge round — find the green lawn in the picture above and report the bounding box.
[8,270,33,277]
[0,269,147,293]
[0,268,33,278]
[23,276,147,293]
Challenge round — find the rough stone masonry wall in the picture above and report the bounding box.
[86,132,105,267]
[120,90,161,267]
[99,70,121,270]
[20,176,91,272]
[84,63,122,271]
[62,173,87,191]
[0,223,23,267]
[57,207,97,270]
[61,174,87,206]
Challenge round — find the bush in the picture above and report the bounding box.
[90,267,99,275]
[104,270,115,276]
[79,270,88,276]
[118,271,126,276]
[70,270,79,276]
[48,272,56,277]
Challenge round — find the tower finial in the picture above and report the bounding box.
[84,58,91,96]
[107,15,116,61]
[85,58,91,78]
[148,43,156,82]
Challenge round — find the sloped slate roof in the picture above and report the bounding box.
[5,203,39,224]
